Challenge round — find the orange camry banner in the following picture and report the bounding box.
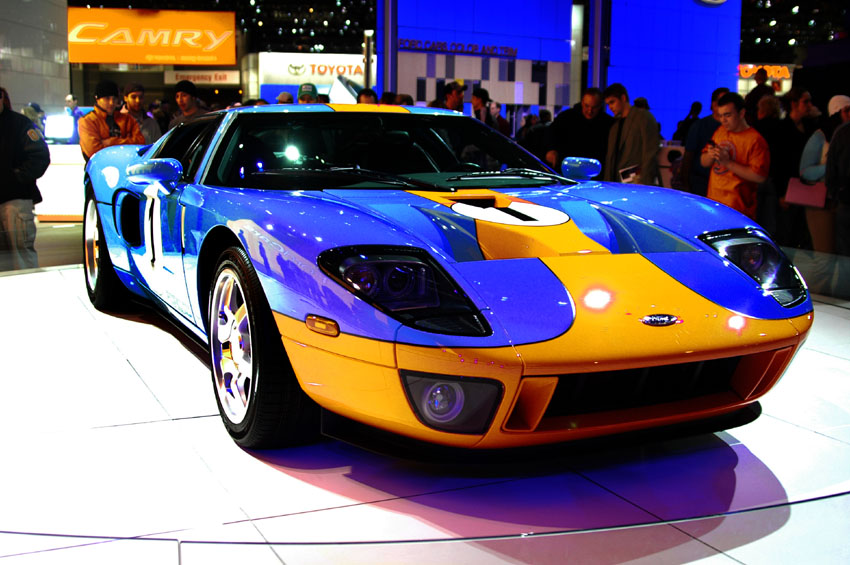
[68,8,236,66]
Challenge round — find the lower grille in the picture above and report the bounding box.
[543,356,742,418]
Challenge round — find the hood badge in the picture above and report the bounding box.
[641,314,679,327]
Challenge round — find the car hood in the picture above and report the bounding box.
[326,181,749,262]
[327,182,810,326]
[221,181,812,348]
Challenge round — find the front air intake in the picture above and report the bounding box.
[543,356,743,418]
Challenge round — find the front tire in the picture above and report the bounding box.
[83,189,128,311]
[209,246,320,448]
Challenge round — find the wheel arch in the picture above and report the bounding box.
[196,226,245,331]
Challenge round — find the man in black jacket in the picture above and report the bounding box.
[545,88,613,174]
[826,121,850,296]
[827,121,850,257]
[0,86,50,271]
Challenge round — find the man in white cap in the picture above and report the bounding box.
[827,94,850,126]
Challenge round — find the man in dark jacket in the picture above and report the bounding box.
[0,86,50,271]
[826,121,850,295]
[471,87,494,127]
[744,67,774,126]
[827,121,850,257]
[545,87,613,173]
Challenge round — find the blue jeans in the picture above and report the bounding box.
[0,199,38,271]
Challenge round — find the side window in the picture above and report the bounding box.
[182,121,222,181]
[150,115,223,180]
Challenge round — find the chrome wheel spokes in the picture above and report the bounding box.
[211,269,254,425]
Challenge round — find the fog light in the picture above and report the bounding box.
[401,370,502,434]
[425,382,464,423]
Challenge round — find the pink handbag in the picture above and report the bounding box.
[785,177,827,208]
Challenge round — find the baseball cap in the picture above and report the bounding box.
[828,94,850,116]
[298,83,317,100]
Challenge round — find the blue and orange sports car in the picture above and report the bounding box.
[83,104,812,449]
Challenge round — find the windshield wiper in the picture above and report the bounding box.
[325,166,455,192]
[444,168,573,185]
[249,167,455,192]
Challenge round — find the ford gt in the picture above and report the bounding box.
[82,104,813,449]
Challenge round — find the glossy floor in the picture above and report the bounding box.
[1,266,848,564]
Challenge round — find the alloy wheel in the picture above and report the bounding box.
[210,268,254,425]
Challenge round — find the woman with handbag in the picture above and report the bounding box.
[797,94,850,253]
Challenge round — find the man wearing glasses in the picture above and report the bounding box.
[0,86,50,271]
[545,87,613,174]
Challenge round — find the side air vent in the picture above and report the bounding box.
[116,192,142,247]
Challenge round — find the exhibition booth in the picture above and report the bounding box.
[2,1,849,563]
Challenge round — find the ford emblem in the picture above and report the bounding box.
[641,314,679,327]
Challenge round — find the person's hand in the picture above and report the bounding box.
[715,146,731,166]
[545,150,558,167]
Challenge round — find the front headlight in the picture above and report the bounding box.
[699,228,807,307]
[318,245,492,336]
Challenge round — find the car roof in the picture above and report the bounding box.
[223,103,463,117]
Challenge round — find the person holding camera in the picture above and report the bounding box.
[700,92,769,219]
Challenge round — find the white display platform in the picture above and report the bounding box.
[35,144,86,221]
[1,265,848,564]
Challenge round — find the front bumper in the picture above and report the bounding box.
[275,253,813,449]
[275,311,810,450]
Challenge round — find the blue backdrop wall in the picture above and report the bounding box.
[395,1,574,63]
[607,0,742,138]
[381,0,742,139]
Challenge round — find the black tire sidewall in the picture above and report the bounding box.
[209,247,273,441]
[83,190,115,308]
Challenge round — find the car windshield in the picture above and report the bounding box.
[205,111,560,190]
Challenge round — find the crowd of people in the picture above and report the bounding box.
[517,79,849,270]
[3,75,849,284]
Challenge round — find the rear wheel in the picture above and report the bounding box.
[209,246,320,448]
[83,190,128,310]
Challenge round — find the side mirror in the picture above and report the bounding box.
[561,157,601,181]
[126,158,183,185]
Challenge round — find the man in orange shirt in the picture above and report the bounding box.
[78,80,144,161]
[700,92,769,219]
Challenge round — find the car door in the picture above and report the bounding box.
[133,115,223,323]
